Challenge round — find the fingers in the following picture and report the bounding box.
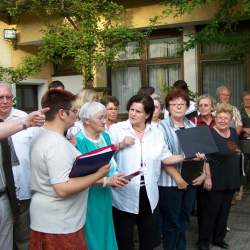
[40,107,50,114]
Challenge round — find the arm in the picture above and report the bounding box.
[203,162,212,191]
[164,165,188,189]
[0,108,49,139]
[53,164,110,198]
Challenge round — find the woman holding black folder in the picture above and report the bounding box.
[198,103,241,250]
[74,101,128,250]
[159,88,206,250]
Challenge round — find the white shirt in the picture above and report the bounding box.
[5,108,39,200]
[109,120,172,214]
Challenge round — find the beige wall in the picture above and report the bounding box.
[124,1,220,28]
[0,21,14,67]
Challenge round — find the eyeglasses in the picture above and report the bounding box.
[65,108,78,114]
[106,108,119,111]
[216,116,230,121]
[0,95,13,101]
[93,115,106,121]
[169,103,186,107]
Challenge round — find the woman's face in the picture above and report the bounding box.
[152,99,161,121]
[218,89,230,103]
[87,110,106,133]
[243,95,250,109]
[168,97,187,120]
[128,102,149,127]
[198,98,213,116]
[106,102,119,122]
[215,112,231,130]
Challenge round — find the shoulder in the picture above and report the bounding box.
[109,120,130,132]
[9,108,27,118]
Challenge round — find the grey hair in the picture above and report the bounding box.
[196,94,216,110]
[79,101,106,121]
[216,85,231,99]
[151,93,164,110]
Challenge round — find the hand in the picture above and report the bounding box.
[176,176,188,190]
[25,107,49,127]
[194,152,206,161]
[108,174,129,187]
[96,164,110,178]
[67,134,76,146]
[203,176,212,191]
[120,136,135,149]
[192,173,206,186]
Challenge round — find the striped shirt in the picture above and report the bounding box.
[158,116,195,187]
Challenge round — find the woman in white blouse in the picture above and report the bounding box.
[109,94,191,250]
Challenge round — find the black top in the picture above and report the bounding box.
[208,128,241,191]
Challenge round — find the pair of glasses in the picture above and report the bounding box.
[65,108,78,114]
[169,103,186,107]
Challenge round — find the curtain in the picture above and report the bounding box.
[115,42,140,61]
[149,37,182,58]
[202,61,245,108]
[111,67,141,112]
[148,64,181,95]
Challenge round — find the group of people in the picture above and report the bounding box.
[0,79,247,250]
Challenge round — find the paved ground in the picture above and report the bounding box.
[153,191,250,250]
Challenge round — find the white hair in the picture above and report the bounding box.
[79,101,106,120]
[0,82,12,93]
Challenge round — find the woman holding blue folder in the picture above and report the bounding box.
[75,101,128,250]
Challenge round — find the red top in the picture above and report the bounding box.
[191,115,215,128]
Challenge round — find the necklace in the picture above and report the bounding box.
[133,127,145,133]
[214,126,230,138]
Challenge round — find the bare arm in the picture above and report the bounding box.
[53,164,110,198]
[164,165,188,190]
[0,107,49,139]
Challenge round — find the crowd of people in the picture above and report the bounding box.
[0,79,248,250]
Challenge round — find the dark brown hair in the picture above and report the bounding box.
[127,94,154,124]
[41,89,76,121]
[165,89,190,110]
[101,95,119,107]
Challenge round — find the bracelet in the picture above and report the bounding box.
[102,177,108,187]
[22,118,28,130]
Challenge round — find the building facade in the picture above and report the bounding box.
[0,1,249,112]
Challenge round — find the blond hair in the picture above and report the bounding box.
[215,103,233,117]
[74,88,98,112]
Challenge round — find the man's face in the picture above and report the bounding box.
[0,86,13,118]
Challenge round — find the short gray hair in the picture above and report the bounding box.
[196,94,216,110]
[79,101,106,121]
[216,85,231,99]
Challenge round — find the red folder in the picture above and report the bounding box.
[69,145,117,178]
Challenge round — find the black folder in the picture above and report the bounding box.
[69,145,116,178]
[181,160,204,184]
[176,126,218,159]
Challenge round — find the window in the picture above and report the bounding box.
[16,85,38,113]
[110,29,183,112]
[200,43,246,108]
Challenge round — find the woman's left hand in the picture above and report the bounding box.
[194,152,206,161]
[192,173,206,186]
[108,174,129,187]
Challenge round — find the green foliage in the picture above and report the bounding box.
[159,0,250,59]
[0,0,149,87]
[0,56,43,84]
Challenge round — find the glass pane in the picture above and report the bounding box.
[201,43,228,55]
[148,64,181,95]
[111,67,141,112]
[149,37,182,58]
[202,61,245,108]
[116,42,140,61]
[23,88,36,108]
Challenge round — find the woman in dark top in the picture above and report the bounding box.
[198,103,241,250]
